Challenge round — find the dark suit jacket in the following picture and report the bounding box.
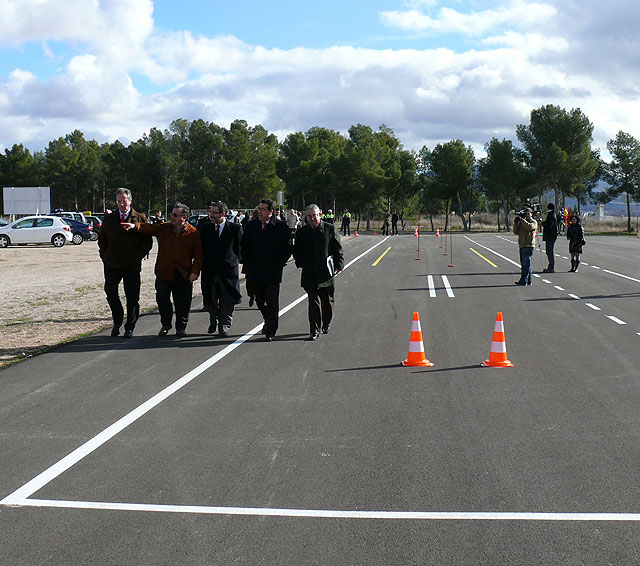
[293,221,344,289]
[200,220,243,302]
[98,208,153,271]
[240,217,292,285]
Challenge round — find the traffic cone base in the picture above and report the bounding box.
[402,312,434,367]
[481,312,513,367]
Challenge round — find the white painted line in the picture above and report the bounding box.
[542,279,552,284]
[568,294,581,300]
[607,316,627,325]
[0,238,389,508]
[602,269,640,283]
[441,275,455,298]
[12,499,640,522]
[592,266,600,270]
[581,262,589,266]
[427,275,436,297]
[554,286,565,291]
[533,274,541,278]
[561,256,569,260]
[464,237,520,267]
[585,303,601,311]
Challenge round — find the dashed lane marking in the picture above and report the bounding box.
[586,303,601,311]
[607,316,627,325]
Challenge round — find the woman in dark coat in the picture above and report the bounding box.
[566,214,584,272]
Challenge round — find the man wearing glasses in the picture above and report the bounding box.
[123,203,203,336]
[199,201,243,337]
[293,204,344,341]
[240,199,292,341]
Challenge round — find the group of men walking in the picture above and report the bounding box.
[98,189,343,342]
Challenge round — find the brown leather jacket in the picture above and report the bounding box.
[98,208,153,271]
[137,222,203,282]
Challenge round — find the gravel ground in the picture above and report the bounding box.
[0,240,164,367]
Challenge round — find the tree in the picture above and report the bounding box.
[477,138,533,229]
[422,140,475,231]
[516,105,599,213]
[603,131,640,232]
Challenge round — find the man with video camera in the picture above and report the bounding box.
[513,206,538,286]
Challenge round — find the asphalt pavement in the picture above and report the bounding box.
[2,231,640,565]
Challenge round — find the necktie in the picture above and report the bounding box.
[262,222,266,231]
[121,213,126,223]
[215,224,220,238]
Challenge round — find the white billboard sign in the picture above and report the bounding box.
[3,186,51,216]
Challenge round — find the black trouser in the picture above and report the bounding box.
[155,270,193,331]
[342,222,350,236]
[252,280,280,336]
[545,240,555,270]
[104,265,141,331]
[305,286,334,334]
[392,222,398,235]
[202,272,236,332]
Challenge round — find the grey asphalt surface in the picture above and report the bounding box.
[2,231,640,565]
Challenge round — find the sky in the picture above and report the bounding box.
[1,0,639,159]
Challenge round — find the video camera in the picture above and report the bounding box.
[514,202,541,220]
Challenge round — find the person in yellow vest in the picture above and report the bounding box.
[341,209,351,236]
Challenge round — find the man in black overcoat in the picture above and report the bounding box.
[240,198,292,341]
[199,201,243,337]
[293,204,344,341]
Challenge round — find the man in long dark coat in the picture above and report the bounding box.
[293,203,344,341]
[199,201,243,337]
[240,199,292,341]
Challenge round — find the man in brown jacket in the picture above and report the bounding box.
[98,188,153,338]
[124,202,203,336]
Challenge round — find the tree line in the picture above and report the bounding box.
[1,105,639,230]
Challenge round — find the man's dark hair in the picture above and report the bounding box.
[173,202,190,217]
[260,199,275,211]
[212,201,228,215]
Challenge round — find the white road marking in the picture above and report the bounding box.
[592,266,600,270]
[1,238,389,508]
[568,294,581,300]
[464,236,520,267]
[554,286,565,291]
[542,279,552,284]
[607,316,627,325]
[602,269,640,283]
[14,499,640,522]
[585,304,601,311]
[427,275,436,297]
[581,262,589,266]
[441,275,455,297]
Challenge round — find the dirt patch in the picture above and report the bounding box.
[0,241,165,367]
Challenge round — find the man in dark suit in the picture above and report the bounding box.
[240,198,292,342]
[98,187,153,338]
[293,203,344,341]
[199,201,243,337]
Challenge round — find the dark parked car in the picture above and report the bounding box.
[60,218,93,245]
[86,216,102,239]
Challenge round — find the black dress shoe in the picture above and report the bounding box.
[123,329,133,338]
[218,330,229,338]
[207,325,216,334]
[307,332,319,341]
[249,297,255,307]
[322,325,330,334]
[111,325,120,337]
[158,326,170,336]
[176,329,187,337]
[514,281,526,286]
[264,335,274,342]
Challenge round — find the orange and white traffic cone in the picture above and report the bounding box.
[402,312,433,367]
[354,229,359,236]
[436,228,440,237]
[373,230,377,235]
[414,227,418,237]
[481,312,513,367]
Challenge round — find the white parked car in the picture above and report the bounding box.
[0,216,73,248]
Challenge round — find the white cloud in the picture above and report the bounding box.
[380,0,556,35]
[0,0,639,161]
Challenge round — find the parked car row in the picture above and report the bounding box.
[0,216,73,247]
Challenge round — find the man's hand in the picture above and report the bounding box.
[188,273,198,283]
[121,222,136,231]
